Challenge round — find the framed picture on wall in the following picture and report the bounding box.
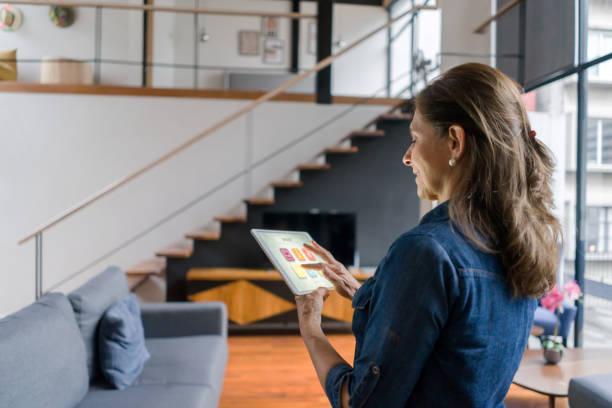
[307,21,317,55]
[261,16,279,37]
[263,37,284,65]
[238,31,260,56]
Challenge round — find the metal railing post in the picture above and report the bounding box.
[35,233,43,300]
[245,111,254,199]
[94,6,102,84]
[193,0,200,89]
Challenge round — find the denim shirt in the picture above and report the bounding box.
[325,202,536,408]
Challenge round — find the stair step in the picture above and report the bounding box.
[214,216,247,223]
[185,227,221,240]
[246,198,276,205]
[297,163,331,171]
[377,113,413,121]
[325,146,359,154]
[346,129,385,139]
[126,275,149,291]
[155,241,193,258]
[271,181,304,188]
[126,258,166,275]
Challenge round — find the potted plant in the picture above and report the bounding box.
[540,280,582,364]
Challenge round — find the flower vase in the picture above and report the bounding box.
[543,348,563,364]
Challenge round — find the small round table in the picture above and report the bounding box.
[513,348,612,408]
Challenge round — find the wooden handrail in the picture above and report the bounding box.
[474,0,522,34]
[6,0,316,19]
[18,3,436,245]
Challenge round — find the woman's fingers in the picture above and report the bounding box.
[302,262,325,270]
[304,241,335,263]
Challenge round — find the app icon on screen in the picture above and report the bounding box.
[291,248,306,261]
[305,268,318,278]
[302,247,316,261]
[280,248,295,262]
[291,264,308,279]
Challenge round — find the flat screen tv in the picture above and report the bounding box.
[262,212,357,267]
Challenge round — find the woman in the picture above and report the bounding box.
[295,63,561,408]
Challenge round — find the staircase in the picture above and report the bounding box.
[126,108,420,308]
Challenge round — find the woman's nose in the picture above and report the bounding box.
[402,147,412,166]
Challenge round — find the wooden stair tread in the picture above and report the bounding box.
[271,181,304,188]
[185,227,221,240]
[214,216,247,223]
[187,267,373,281]
[297,163,331,170]
[346,129,385,138]
[126,275,149,291]
[377,113,413,121]
[325,146,359,154]
[246,198,276,205]
[125,257,166,275]
[155,241,193,258]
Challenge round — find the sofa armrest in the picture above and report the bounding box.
[569,374,612,408]
[140,301,227,338]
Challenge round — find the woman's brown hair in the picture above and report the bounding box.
[415,62,561,298]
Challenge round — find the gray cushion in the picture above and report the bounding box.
[77,335,227,408]
[569,374,612,408]
[0,293,89,408]
[98,294,150,389]
[68,266,130,380]
[76,383,215,408]
[141,335,227,391]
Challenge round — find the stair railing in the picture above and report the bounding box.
[18,2,437,299]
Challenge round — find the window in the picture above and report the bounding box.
[588,30,612,79]
[586,207,612,254]
[587,118,612,165]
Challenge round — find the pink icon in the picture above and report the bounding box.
[302,247,316,261]
[280,248,295,262]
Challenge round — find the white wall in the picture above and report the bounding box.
[438,0,491,71]
[0,92,387,315]
[0,0,143,84]
[1,0,394,96]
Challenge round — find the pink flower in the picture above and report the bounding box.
[564,280,582,301]
[541,285,564,312]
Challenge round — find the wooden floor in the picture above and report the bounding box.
[219,334,568,408]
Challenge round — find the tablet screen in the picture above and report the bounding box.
[251,229,334,295]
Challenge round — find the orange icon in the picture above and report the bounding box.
[291,248,306,261]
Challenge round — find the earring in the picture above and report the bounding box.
[449,159,456,167]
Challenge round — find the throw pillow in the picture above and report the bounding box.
[98,294,150,389]
[0,49,17,81]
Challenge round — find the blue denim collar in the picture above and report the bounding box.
[419,201,450,225]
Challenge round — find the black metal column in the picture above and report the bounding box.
[574,0,588,348]
[409,0,415,95]
[290,0,300,74]
[386,7,392,97]
[517,0,526,85]
[316,0,333,104]
[142,0,150,87]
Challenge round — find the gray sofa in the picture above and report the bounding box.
[0,266,228,408]
[569,374,612,408]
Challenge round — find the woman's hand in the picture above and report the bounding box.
[295,287,330,337]
[304,241,361,301]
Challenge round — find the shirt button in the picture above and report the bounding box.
[371,365,380,375]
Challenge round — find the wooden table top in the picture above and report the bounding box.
[187,267,373,281]
[513,348,612,397]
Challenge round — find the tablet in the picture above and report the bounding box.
[250,228,335,295]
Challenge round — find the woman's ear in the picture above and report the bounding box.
[447,124,466,161]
